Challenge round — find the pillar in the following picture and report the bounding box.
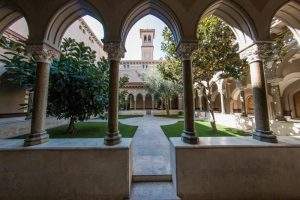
[241,43,277,143]
[240,90,247,117]
[270,83,286,121]
[152,96,155,109]
[24,44,59,146]
[219,90,226,114]
[103,42,125,145]
[177,42,199,144]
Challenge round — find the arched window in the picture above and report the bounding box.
[148,35,151,42]
[144,35,147,42]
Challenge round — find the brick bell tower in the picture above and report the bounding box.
[140,29,155,60]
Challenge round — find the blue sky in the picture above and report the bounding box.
[83,15,166,60]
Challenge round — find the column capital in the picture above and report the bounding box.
[239,42,271,64]
[103,42,126,61]
[27,44,60,64]
[176,41,198,60]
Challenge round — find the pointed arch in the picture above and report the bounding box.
[272,1,300,44]
[120,0,183,45]
[44,0,107,48]
[198,0,257,50]
[0,2,27,35]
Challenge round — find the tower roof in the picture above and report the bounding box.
[140,29,155,39]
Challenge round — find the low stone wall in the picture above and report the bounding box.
[0,117,69,139]
[170,137,300,200]
[0,138,132,200]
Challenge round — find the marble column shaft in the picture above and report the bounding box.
[103,42,125,145]
[24,44,59,146]
[241,43,277,143]
[177,42,199,144]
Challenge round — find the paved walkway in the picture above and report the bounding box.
[120,115,179,176]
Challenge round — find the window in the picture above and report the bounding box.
[144,35,147,42]
[148,35,151,42]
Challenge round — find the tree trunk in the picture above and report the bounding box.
[165,98,170,116]
[67,117,77,134]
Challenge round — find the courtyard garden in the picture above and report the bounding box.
[161,120,248,138]
[14,122,137,139]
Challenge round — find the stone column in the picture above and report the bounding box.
[177,42,199,144]
[240,90,247,117]
[270,83,286,121]
[24,44,59,146]
[219,90,226,114]
[241,43,277,143]
[103,42,125,145]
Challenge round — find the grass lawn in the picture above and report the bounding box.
[118,115,143,119]
[154,114,184,119]
[14,122,137,139]
[161,120,248,138]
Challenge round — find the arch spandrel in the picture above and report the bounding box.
[44,0,108,49]
[119,0,183,46]
[194,0,258,51]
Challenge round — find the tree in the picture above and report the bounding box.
[143,69,180,116]
[157,27,182,83]
[0,37,109,134]
[192,16,248,131]
[48,38,109,134]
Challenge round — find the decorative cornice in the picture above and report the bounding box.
[239,42,271,64]
[176,42,198,60]
[27,44,60,64]
[103,42,126,61]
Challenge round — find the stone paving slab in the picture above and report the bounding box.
[120,116,179,176]
[130,182,180,200]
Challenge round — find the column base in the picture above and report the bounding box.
[252,130,278,143]
[181,131,199,144]
[24,131,49,146]
[104,132,122,146]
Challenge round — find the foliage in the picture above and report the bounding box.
[0,35,35,89]
[192,16,248,131]
[48,38,109,133]
[262,26,294,66]
[157,27,182,83]
[0,37,109,134]
[143,69,181,115]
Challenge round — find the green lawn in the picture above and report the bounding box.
[161,120,248,137]
[118,115,143,119]
[154,114,184,119]
[14,122,137,139]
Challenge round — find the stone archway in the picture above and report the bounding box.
[136,94,144,110]
[127,94,135,110]
[294,91,300,118]
[145,94,152,109]
[246,95,254,114]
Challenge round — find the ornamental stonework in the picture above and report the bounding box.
[240,42,271,64]
[27,44,60,64]
[103,42,126,61]
[176,42,198,60]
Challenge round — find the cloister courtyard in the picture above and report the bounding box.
[1,0,300,199]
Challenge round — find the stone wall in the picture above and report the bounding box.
[0,117,69,139]
[0,138,132,200]
[171,137,300,200]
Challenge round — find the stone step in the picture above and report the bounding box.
[132,174,172,182]
[130,182,180,200]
